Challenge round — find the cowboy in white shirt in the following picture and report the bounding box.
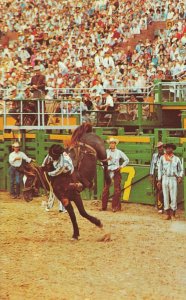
[42,144,82,212]
[102,53,115,69]
[100,90,114,111]
[101,137,129,212]
[9,142,32,199]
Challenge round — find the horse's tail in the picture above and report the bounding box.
[71,123,92,145]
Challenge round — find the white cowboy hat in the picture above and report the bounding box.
[10,86,17,92]
[12,142,20,148]
[76,96,82,100]
[106,137,119,144]
[155,142,164,148]
[34,65,40,71]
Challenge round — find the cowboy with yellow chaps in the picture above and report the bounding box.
[101,137,129,212]
[150,142,164,213]
[157,143,183,220]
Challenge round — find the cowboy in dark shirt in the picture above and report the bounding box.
[30,66,46,98]
[30,66,46,124]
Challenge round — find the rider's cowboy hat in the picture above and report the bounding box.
[155,142,164,148]
[106,137,119,145]
[12,142,20,148]
[49,144,65,158]
[164,143,176,150]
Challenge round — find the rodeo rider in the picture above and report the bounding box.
[42,144,83,211]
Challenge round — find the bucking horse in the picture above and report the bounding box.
[19,123,111,240]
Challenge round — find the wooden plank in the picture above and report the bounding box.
[180,138,186,144]
[112,136,151,143]
[49,134,71,141]
[162,106,186,110]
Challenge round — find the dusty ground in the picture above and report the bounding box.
[0,191,186,300]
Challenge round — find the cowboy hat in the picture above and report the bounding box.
[49,144,64,158]
[95,94,101,98]
[106,137,119,144]
[155,142,164,148]
[164,143,176,150]
[34,65,40,71]
[12,142,20,148]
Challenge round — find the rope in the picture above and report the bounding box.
[27,162,56,210]
[108,173,149,199]
[70,142,97,157]
[43,172,56,209]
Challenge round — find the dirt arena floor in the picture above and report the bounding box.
[0,191,186,300]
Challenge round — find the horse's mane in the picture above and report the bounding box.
[71,123,93,145]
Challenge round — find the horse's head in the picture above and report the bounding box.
[19,162,45,202]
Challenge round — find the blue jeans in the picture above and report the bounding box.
[9,166,22,196]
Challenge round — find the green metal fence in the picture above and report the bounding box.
[1,129,185,215]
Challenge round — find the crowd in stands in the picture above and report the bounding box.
[0,0,185,106]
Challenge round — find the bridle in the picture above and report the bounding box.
[22,162,49,196]
[69,141,108,169]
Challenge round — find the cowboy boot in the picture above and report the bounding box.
[164,209,171,220]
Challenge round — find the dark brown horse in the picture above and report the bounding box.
[20,161,102,240]
[69,123,111,188]
[20,124,110,240]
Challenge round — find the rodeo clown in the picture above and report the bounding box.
[101,137,129,212]
[157,143,183,220]
[150,141,164,213]
[42,144,82,212]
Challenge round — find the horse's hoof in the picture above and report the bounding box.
[71,236,79,241]
[25,198,32,202]
[98,233,111,242]
[97,221,103,228]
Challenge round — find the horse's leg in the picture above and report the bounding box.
[73,192,102,228]
[62,198,80,240]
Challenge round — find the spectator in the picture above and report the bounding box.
[30,65,46,98]
[0,0,185,97]
[126,95,138,120]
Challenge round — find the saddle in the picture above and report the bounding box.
[69,142,97,189]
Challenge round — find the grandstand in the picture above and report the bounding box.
[0,0,185,92]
